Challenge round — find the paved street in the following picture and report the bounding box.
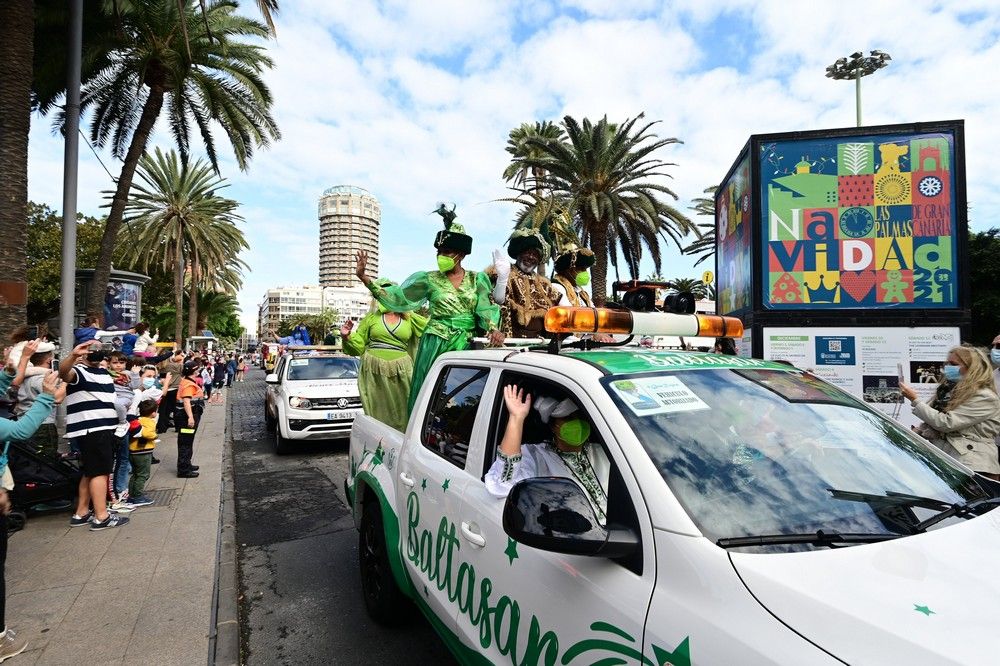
[227,370,455,664]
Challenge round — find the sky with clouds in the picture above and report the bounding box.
[26,0,1000,330]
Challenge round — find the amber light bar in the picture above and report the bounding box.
[544,307,744,339]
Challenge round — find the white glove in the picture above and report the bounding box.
[492,248,510,304]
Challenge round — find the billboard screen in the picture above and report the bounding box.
[716,152,752,315]
[759,130,958,309]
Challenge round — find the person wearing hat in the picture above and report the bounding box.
[551,244,597,307]
[485,385,609,522]
[355,204,503,415]
[341,280,428,431]
[14,340,66,461]
[487,227,562,338]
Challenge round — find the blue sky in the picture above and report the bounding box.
[26,0,1000,329]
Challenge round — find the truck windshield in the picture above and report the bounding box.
[286,356,358,381]
[604,368,988,549]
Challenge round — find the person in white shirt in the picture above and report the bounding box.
[132,322,159,356]
[485,385,609,523]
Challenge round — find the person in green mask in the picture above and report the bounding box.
[551,244,596,307]
[355,205,503,416]
[341,279,428,431]
[485,385,609,523]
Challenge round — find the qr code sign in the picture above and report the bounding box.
[828,340,842,352]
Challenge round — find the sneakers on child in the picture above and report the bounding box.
[129,495,155,507]
[69,511,94,527]
[90,514,130,531]
[109,500,136,513]
[0,628,28,663]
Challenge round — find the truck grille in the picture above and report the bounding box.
[309,396,362,409]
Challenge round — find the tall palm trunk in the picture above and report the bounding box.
[0,0,33,339]
[174,234,184,348]
[87,87,165,317]
[589,220,608,306]
[187,250,199,337]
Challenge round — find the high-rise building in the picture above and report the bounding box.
[257,285,325,338]
[318,185,380,287]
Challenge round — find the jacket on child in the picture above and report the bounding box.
[129,416,158,454]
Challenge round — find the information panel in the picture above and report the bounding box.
[762,326,960,427]
[760,130,958,309]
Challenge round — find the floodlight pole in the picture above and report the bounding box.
[825,50,891,128]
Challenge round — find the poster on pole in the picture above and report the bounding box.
[762,326,960,427]
[759,130,958,309]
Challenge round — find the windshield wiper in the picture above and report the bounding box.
[717,530,901,549]
[826,488,952,511]
[914,497,1000,532]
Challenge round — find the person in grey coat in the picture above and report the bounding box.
[901,345,1000,479]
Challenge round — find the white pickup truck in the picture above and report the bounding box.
[346,307,1000,665]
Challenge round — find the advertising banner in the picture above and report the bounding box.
[716,153,753,315]
[762,326,960,427]
[104,280,140,330]
[759,130,958,309]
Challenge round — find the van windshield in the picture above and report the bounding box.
[604,368,989,550]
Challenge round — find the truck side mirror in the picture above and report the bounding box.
[265,373,279,384]
[502,477,637,558]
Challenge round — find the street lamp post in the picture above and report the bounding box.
[825,50,891,127]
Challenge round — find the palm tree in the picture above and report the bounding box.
[511,114,697,305]
[683,186,718,267]
[52,0,278,318]
[194,290,241,332]
[502,120,565,196]
[0,0,34,338]
[670,277,708,299]
[118,148,246,346]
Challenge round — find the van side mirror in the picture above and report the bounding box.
[502,477,637,558]
[265,373,279,384]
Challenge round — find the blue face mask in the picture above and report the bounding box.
[991,349,1000,365]
[942,365,962,382]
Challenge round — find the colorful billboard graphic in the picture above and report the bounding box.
[717,153,752,315]
[759,131,957,309]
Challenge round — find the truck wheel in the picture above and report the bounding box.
[6,510,26,534]
[359,502,407,625]
[274,427,290,455]
[264,406,276,432]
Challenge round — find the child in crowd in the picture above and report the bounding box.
[107,352,138,510]
[126,400,158,507]
[132,323,159,357]
[200,360,214,400]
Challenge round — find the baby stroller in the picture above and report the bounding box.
[6,440,81,533]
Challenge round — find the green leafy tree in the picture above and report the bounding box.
[669,277,708,299]
[276,308,339,343]
[510,114,697,304]
[47,0,278,317]
[683,186,718,267]
[969,228,1000,346]
[502,120,565,196]
[120,148,247,346]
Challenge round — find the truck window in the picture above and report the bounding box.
[421,366,489,469]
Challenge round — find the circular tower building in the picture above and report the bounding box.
[318,185,380,287]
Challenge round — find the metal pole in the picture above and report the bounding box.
[58,0,83,430]
[855,67,862,127]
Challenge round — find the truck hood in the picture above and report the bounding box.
[730,509,1000,665]
[283,379,358,397]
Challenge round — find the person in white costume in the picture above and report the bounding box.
[485,385,610,523]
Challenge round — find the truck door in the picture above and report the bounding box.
[454,370,658,665]
[397,363,495,638]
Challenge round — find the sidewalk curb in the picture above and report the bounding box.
[210,393,240,666]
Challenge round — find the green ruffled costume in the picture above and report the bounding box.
[342,312,428,431]
[368,270,500,413]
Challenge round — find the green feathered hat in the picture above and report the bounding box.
[431,203,473,254]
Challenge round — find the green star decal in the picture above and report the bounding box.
[504,537,519,565]
[914,604,935,616]
[421,478,427,491]
[652,637,691,666]
[441,479,450,492]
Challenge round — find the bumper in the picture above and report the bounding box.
[280,407,362,440]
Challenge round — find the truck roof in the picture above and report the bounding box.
[437,347,793,376]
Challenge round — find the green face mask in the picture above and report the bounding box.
[437,255,456,272]
[575,271,590,287]
[557,418,591,447]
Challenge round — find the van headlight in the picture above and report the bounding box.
[289,396,312,409]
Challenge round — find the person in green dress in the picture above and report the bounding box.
[340,280,428,431]
[355,206,504,414]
